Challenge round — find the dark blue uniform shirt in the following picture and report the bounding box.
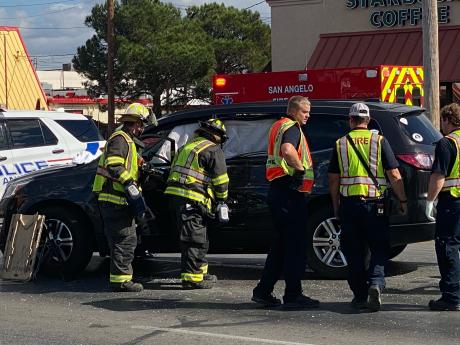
[431,137,456,177]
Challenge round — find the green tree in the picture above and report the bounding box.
[73,1,271,114]
[186,3,271,74]
[73,0,214,115]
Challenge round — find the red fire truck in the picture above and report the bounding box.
[213,65,424,106]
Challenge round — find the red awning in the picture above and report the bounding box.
[308,26,460,83]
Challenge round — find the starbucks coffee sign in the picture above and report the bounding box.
[346,0,451,28]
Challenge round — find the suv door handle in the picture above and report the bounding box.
[0,156,7,161]
[52,149,64,154]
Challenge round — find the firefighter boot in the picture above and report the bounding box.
[110,281,144,292]
[203,274,218,283]
[182,279,215,289]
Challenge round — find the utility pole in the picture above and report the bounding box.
[107,0,115,136]
[422,0,440,129]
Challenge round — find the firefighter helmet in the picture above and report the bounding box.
[199,118,228,143]
[118,103,149,123]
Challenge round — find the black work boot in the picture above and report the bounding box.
[350,297,368,310]
[251,292,282,307]
[429,298,460,311]
[367,285,382,312]
[110,281,143,292]
[283,294,320,310]
[182,280,215,289]
[203,274,218,283]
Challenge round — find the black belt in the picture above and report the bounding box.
[341,196,382,202]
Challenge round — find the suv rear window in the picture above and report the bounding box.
[56,119,103,142]
[304,114,349,151]
[397,112,442,145]
[6,119,57,148]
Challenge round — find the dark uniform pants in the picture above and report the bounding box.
[99,202,137,283]
[254,186,309,300]
[435,198,460,304]
[169,197,209,283]
[340,197,389,300]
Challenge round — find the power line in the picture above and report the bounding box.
[244,1,266,10]
[0,5,80,20]
[0,0,79,8]
[30,53,76,57]
[19,26,89,30]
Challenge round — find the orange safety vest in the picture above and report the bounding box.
[266,117,314,193]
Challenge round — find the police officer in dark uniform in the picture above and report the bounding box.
[328,103,407,312]
[93,103,150,292]
[165,119,230,289]
[252,96,319,309]
[426,103,460,311]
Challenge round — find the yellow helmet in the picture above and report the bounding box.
[199,118,228,142]
[118,103,149,123]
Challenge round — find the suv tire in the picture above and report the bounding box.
[38,206,93,276]
[306,205,348,279]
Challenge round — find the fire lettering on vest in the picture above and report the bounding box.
[352,137,369,145]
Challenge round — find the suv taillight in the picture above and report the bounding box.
[396,153,433,170]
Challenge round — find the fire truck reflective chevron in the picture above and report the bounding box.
[380,66,424,106]
[212,65,424,107]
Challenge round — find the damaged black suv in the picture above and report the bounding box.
[0,101,440,278]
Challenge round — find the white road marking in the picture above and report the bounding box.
[131,325,315,345]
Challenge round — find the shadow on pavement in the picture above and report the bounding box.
[0,254,433,294]
[83,297,428,315]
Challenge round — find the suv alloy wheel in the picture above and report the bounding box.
[312,217,347,271]
[38,206,93,276]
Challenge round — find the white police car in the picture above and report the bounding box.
[0,109,105,197]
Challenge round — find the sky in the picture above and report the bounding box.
[0,0,270,70]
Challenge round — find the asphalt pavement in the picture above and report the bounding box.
[0,241,459,345]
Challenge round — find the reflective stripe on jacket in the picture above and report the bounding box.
[442,129,460,197]
[266,117,314,193]
[92,130,138,205]
[337,129,387,197]
[165,136,229,210]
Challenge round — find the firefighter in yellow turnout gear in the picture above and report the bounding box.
[165,119,229,289]
[93,103,150,292]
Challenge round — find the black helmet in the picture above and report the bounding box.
[199,118,228,143]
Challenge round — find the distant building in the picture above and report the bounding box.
[0,26,48,110]
[37,69,153,123]
[266,0,460,104]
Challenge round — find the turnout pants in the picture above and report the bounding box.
[169,197,209,283]
[99,202,137,284]
[435,197,460,304]
[254,186,309,300]
[339,197,389,300]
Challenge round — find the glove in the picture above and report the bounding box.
[425,200,435,222]
[289,169,304,191]
[216,202,230,223]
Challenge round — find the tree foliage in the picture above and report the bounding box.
[72,1,271,115]
[186,3,271,74]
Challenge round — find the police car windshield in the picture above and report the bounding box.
[397,111,442,145]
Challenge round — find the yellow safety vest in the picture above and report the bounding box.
[92,130,138,205]
[442,129,460,197]
[165,136,229,210]
[337,129,387,198]
[266,117,314,193]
